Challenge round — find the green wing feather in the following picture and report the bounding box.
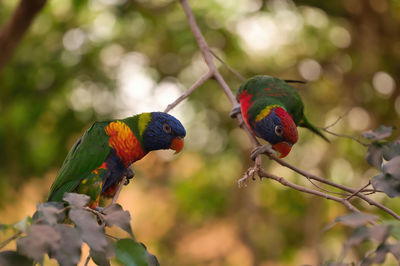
[47,121,112,202]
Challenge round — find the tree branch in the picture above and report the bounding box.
[173,0,400,221]
[0,0,47,72]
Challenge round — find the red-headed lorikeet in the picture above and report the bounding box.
[47,112,186,207]
[232,75,328,158]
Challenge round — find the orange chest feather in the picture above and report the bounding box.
[105,121,147,167]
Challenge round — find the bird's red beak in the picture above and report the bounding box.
[272,142,292,158]
[170,137,184,154]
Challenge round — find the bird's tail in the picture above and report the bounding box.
[299,116,329,142]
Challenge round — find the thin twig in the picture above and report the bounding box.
[0,231,22,250]
[164,71,213,113]
[208,48,246,82]
[346,181,371,200]
[324,110,351,130]
[178,0,400,221]
[323,128,369,146]
[258,169,361,214]
[84,207,105,225]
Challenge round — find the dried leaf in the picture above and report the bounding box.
[13,216,32,233]
[371,157,400,198]
[366,143,383,168]
[388,243,400,262]
[383,138,400,161]
[69,208,107,252]
[115,238,148,266]
[17,224,61,262]
[63,193,90,207]
[49,224,82,266]
[334,212,378,227]
[90,238,115,266]
[35,202,66,225]
[0,251,33,266]
[103,204,133,237]
[363,125,393,141]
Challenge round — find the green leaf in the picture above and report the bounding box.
[371,156,400,197]
[0,251,33,266]
[363,125,393,141]
[103,204,134,237]
[62,193,90,207]
[116,239,148,266]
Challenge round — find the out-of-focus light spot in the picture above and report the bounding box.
[98,0,126,5]
[329,26,351,48]
[204,130,225,154]
[92,89,115,116]
[61,51,81,66]
[100,44,124,67]
[302,7,328,28]
[50,0,71,18]
[338,54,353,72]
[235,10,302,56]
[395,96,400,116]
[347,107,370,131]
[90,12,116,41]
[63,28,85,51]
[330,158,354,184]
[69,85,93,111]
[153,79,184,109]
[298,59,322,81]
[186,122,210,151]
[372,71,395,97]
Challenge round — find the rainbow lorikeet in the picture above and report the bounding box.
[47,112,186,207]
[232,75,328,158]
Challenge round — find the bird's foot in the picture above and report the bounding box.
[250,144,277,160]
[123,168,135,185]
[230,104,241,118]
[94,206,104,213]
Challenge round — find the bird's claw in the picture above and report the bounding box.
[230,104,241,118]
[250,144,277,160]
[123,168,135,185]
[94,206,104,213]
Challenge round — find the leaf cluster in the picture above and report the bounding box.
[0,193,158,266]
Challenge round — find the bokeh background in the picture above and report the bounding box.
[1,0,400,265]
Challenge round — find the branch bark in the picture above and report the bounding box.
[171,0,400,221]
[0,0,47,72]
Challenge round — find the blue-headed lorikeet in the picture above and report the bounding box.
[47,112,186,208]
[232,75,328,158]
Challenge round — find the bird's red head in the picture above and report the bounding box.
[271,107,298,158]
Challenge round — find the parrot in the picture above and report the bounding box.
[46,112,186,208]
[231,75,328,158]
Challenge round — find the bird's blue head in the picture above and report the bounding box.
[142,112,186,153]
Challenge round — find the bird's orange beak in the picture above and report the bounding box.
[170,137,184,154]
[272,142,292,158]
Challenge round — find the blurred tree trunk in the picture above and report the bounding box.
[0,0,47,73]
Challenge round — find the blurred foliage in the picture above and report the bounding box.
[0,0,400,265]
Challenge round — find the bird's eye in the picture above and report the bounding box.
[275,125,283,136]
[163,123,172,134]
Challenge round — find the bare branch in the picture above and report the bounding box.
[258,169,361,214]
[164,71,213,113]
[323,128,369,146]
[0,0,47,72]
[208,48,246,82]
[177,0,400,221]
